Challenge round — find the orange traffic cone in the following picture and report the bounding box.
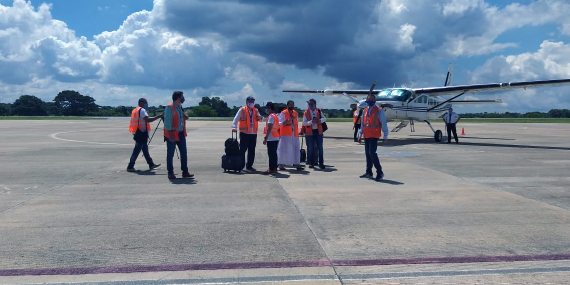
[461,127,465,135]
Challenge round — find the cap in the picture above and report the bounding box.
[246,96,255,101]
[307,98,316,104]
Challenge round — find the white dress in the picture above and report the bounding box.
[277,112,301,165]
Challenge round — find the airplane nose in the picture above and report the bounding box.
[358,100,367,108]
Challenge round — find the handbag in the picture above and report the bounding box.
[318,109,328,132]
[133,109,148,143]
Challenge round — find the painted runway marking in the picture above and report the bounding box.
[50,131,132,146]
[2,253,570,277]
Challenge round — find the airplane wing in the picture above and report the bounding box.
[413,78,570,96]
[282,78,570,97]
[450,99,503,104]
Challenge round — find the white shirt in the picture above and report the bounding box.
[302,108,326,129]
[231,107,263,134]
[443,111,460,124]
[265,114,279,141]
[137,108,149,132]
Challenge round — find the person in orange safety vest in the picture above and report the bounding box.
[262,102,280,174]
[302,98,326,169]
[127,98,163,172]
[164,91,194,180]
[231,96,263,171]
[357,94,389,181]
[277,100,304,171]
[353,107,363,142]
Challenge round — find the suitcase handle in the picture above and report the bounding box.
[232,131,237,141]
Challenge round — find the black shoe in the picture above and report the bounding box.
[309,165,314,168]
[359,173,373,179]
[319,165,325,169]
[375,173,384,181]
[149,164,161,170]
[127,168,137,172]
[456,141,459,144]
[246,166,256,171]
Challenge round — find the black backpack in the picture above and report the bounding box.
[225,132,240,156]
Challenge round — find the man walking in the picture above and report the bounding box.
[302,98,326,169]
[358,94,389,181]
[127,98,162,172]
[232,96,263,171]
[164,91,194,179]
[443,107,460,143]
[353,106,362,142]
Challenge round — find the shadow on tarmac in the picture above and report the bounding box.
[169,178,197,185]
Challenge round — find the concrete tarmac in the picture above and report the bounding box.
[0,118,569,284]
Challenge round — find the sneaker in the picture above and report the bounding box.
[182,172,194,178]
[168,173,176,179]
[359,173,373,179]
[149,164,161,170]
[127,168,137,172]
[375,173,385,181]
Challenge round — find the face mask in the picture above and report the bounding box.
[366,101,375,106]
[308,104,315,110]
[143,103,148,109]
[247,103,255,108]
[180,97,185,104]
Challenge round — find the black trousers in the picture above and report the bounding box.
[239,133,257,168]
[353,124,361,141]
[446,123,458,142]
[266,140,278,170]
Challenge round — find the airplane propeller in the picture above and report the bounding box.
[368,80,377,96]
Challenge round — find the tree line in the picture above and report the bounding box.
[2,91,568,118]
[0,91,355,118]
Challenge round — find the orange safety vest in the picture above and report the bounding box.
[362,106,382,139]
[280,109,299,137]
[129,107,151,134]
[303,108,323,136]
[238,106,259,133]
[263,113,280,138]
[353,110,361,124]
[163,102,187,141]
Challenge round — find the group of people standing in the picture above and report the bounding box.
[127,91,390,181]
[231,96,327,175]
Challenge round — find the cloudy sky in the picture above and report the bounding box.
[1,0,570,113]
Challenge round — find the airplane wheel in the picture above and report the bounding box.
[434,130,442,142]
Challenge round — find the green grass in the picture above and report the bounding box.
[460,118,570,123]
[0,116,106,120]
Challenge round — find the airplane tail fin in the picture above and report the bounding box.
[444,62,453,86]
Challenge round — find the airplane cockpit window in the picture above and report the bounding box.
[376,89,411,101]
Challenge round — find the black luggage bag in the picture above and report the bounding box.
[300,135,306,163]
[222,132,245,172]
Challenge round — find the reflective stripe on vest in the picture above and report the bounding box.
[280,110,298,137]
[303,108,322,136]
[163,103,187,141]
[129,107,151,133]
[238,106,259,133]
[263,113,280,138]
[362,106,382,139]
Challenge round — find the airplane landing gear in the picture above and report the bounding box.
[434,130,442,142]
[423,120,442,142]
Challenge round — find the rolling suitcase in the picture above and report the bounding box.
[300,135,306,163]
[222,132,245,172]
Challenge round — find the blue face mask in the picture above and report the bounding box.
[143,103,148,109]
[180,97,185,104]
[308,104,315,110]
[366,101,375,106]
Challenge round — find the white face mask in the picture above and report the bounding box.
[247,103,254,108]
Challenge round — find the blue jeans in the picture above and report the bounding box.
[166,132,188,174]
[306,130,324,166]
[364,138,382,176]
[128,135,155,169]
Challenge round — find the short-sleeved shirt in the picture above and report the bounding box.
[137,108,149,132]
[265,114,279,141]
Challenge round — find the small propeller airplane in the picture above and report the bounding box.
[283,64,570,142]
